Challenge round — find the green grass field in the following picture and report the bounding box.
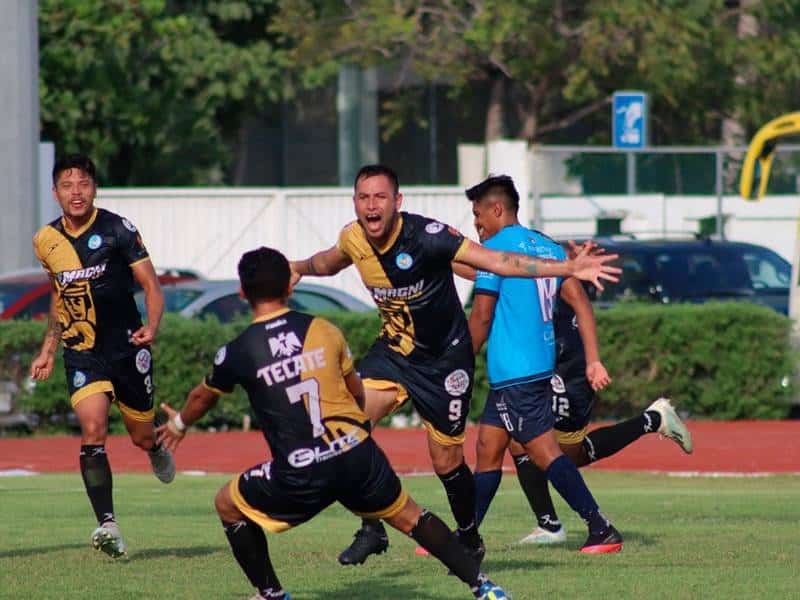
[1,471,798,599]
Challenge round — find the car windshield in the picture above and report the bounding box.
[162,288,205,312]
[597,245,790,301]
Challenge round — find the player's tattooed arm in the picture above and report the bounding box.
[290,245,352,284]
[455,239,621,290]
[30,286,60,380]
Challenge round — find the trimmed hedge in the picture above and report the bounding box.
[1,302,794,432]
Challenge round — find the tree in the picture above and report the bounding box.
[39,0,286,185]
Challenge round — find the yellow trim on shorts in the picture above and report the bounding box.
[423,419,466,447]
[229,475,292,533]
[118,401,155,423]
[354,487,410,520]
[556,427,588,445]
[362,378,409,408]
[70,381,114,408]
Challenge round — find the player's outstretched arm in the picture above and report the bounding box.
[451,261,476,281]
[559,278,611,391]
[30,286,60,381]
[131,259,164,346]
[156,384,220,451]
[289,245,352,286]
[454,239,621,291]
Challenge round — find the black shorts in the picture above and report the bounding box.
[551,356,596,440]
[357,339,474,445]
[64,348,155,422]
[480,379,554,445]
[229,437,409,532]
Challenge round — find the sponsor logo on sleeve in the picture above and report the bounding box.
[425,221,445,234]
[122,218,138,232]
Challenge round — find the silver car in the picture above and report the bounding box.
[138,280,373,323]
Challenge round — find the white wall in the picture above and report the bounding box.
[97,188,800,307]
[97,187,479,305]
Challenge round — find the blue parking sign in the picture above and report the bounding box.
[613,91,648,149]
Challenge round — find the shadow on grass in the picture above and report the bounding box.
[0,543,85,559]
[302,575,459,600]
[132,545,225,560]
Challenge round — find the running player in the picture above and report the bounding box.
[156,247,508,600]
[464,174,623,553]
[29,154,174,558]
[289,164,621,565]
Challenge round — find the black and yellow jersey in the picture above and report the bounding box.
[32,208,149,358]
[205,308,370,470]
[337,212,470,360]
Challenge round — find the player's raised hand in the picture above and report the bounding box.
[570,241,620,291]
[587,361,612,391]
[155,402,186,451]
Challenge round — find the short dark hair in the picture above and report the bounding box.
[53,154,97,186]
[237,247,291,305]
[465,175,520,212]
[354,164,399,194]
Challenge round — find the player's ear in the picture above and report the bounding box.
[238,287,246,300]
[394,192,403,210]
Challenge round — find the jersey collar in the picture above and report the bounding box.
[366,212,404,255]
[251,307,291,323]
[61,208,99,238]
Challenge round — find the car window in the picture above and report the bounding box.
[654,249,754,297]
[743,249,790,291]
[290,290,345,312]
[198,294,250,323]
[596,253,651,301]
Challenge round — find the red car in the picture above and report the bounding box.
[0,267,201,321]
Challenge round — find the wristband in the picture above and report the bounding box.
[168,413,187,434]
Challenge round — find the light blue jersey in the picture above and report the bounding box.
[474,224,566,389]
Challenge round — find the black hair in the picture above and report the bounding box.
[354,164,399,194]
[53,154,97,186]
[237,247,291,305]
[465,174,520,213]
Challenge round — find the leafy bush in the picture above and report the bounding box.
[2,302,794,433]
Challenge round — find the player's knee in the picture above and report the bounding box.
[385,497,421,534]
[476,436,505,470]
[80,421,108,444]
[131,430,155,451]
[214,484,242,522]
[430,446,462,474]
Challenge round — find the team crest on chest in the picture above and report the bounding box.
[87,234,102,250]
[395,252,413,270]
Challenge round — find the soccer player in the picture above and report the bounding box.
[508,280,693,544]
[289,164,620,565]
[29,154,174,558]
[464,174,623,553]
[156,247,509,600]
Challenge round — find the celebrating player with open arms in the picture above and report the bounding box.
[289,164,620,566]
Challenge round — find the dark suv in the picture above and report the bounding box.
[584,237,791,314]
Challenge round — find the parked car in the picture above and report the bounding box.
[578,237,791,314]
[139,279,373,323]
[0,267,202,320]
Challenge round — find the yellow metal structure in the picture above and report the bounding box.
[740,112,800,201]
